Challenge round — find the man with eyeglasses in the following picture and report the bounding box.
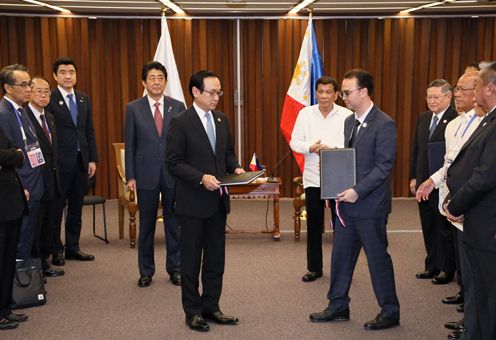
[0,63,41,328]
[25,77,64,279]
[290,76,352,283]
[167,70,244,332]
[124,61,185,288]
[310,69,400,330]
[410,79,458,286]
[47,58,98,266]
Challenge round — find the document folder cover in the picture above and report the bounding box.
[320,148,356,199]
[427,142,446,176]
[219,170,266,186]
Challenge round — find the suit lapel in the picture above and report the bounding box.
[52,89,74,125]
[25,107,50,146]
[139,96,161,139]
[190,107,215,155]
[354,106,377,146]
[212,111,223,156]
[162,96,174,140]
[456,109,496,157]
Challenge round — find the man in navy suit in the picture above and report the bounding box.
[310,69,400,330]
[124,61,185,288]
[167,70,244,332]
[48,58,98,265]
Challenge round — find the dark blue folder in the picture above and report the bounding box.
[428,142,446,176]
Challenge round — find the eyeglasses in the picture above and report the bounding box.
[425,93,448,102]
[32,89,51,96]
[10,81,33,89]
[453,86,475,93]
[339,88,362,99]
[203,89,224,97]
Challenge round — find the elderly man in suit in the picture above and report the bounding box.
[167,70,244,332]
[48,58,98,265]
[410,79,458,285]
[445,61,496,340]
[125,61,185,288]
[26,76,64,278]
[310,69,400,330]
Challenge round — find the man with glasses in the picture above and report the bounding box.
[310,69,400,330]
[410,79,458,285]
[48,58,98,266]
[167,70,244,332]
[124,61,185,288]
[25,77,64,278]
[290,76,352,283]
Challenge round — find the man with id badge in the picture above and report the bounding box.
[0,64,45,263]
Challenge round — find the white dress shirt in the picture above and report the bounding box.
[147,95,164,119]
[193,102,216,139]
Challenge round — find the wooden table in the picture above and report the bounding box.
[228,178,282,240]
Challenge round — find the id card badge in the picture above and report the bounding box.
[25,142,45,168]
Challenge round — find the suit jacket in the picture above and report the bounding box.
[340,105,396,219]
[0,127,26,222]
[410,106,457,206]
[26,106,60,199]
[124,95,185,190]
[447,108,496,252]
[47,88,98,172]
[166,106,240,218]
[0,98,44,200]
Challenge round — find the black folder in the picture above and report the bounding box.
[427,142,446,176]
[219,170,266,186]
[320,148,356,199]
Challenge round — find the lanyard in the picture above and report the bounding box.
[454,113,477,138]
[13,107,28,143]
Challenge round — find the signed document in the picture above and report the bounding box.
[219,170,266,186]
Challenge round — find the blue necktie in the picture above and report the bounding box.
[206,112,216,154]
[429,115,438,139]
[67,93,78,126]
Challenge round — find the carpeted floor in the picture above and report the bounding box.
[5,198,460,339]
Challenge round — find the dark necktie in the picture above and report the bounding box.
[153,102,163,137]
[429,115,438,139]
[348,119,361,147]
[40,114,52,144]
[206,111,216,153]
[67,93,78,126]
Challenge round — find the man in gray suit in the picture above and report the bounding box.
[310,69,400,330]
[125,61,185,288]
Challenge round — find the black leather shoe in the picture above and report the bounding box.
[138,275,152,287]
[52,253,65,266]
[445,319,464,331]
[170,272,181,286]
[302,271,323,282]
[5,312,28,323]
[0,318,18,330]
[442,293,463,305]
[457,304,464,313]
[186,315,209,332]
[364,313,399,330]
[415,270,438,279]
[432,271,454,285]
[65,250,95,261]
[44,267,65,277]
[309,307,350,322]
[202,311,239,325]
[448,329,465,339]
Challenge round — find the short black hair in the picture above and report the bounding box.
[53,58,77,74]
[428,79,452,93]
[142,61,167,82]
[343,68,374,96]
[315,76,339,92]
[0,64,28,94]
[188,70,218,97]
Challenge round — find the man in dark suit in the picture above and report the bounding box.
[167,70,244,332]
[125,61,185,288]
[310,69,400,330]
[0,64,45,262]
[47,58,98,265]
[26,76,64,278]
[0,64,31,329]
[410,79,458,284]
[445,62,496,340]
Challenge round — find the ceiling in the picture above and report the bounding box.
[0,0,495,17]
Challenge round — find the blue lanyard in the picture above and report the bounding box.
[454,113,477,138]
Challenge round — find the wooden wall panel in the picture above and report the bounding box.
[1,15,496,198]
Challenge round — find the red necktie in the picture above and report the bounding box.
[153,102,163,137]
[40,114,52,144]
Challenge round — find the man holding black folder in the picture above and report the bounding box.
[410,79,457,285]
[290,76,352,283]
[310,69,400,330]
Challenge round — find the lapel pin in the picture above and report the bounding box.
[217,117,221,122]
[443,119,447,124]
[59,101,64,105]
[168,106,172,112]
[362,122,367,128]
[483,122,487,127]
[79,98,84,102]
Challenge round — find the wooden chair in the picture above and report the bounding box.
[293,176,306,241]
[112,143,138,248]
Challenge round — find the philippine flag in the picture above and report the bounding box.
[249,152,262,171]
[280,17,323,172]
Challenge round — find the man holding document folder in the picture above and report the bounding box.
[310,69,400,330]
